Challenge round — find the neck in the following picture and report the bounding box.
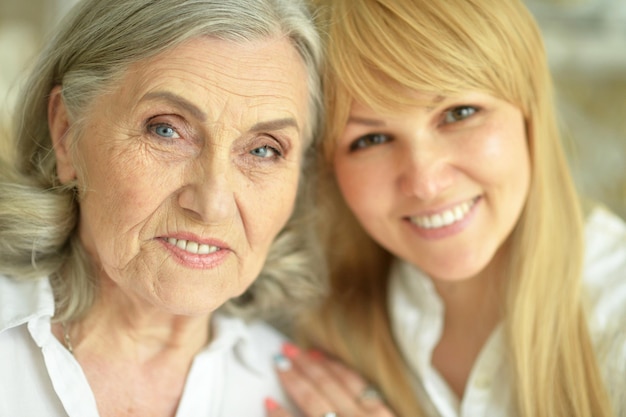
[429,249,507,399]
[431,241,509,324]
[65,277,212,363]
[432,269,501,325]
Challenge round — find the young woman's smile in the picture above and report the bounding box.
[334,91,531,281]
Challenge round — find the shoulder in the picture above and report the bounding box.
[0,274,54,332]
[582,207,626,410]
[208,316,299,416]
[582,207,626,320]
[211,314,287,357]
[210,314,287,375]
[245,319,289,354]
[583,206,626,267]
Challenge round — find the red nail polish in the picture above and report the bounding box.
[282,342,301,359]
[308,349,324,360]
[265,397,279,411]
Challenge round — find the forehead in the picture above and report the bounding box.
[108,36,310,130]
[349,89,447,116]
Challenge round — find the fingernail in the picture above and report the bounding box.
[308,349,324,360]
[273,353,292,371]
[282,342,301,359]
[265,397,279,411]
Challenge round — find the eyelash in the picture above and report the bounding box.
[145,114,185,142]
[250,143,283,159]
[349,133,391,152]
[149,123,180,139]
[145,112,288,164]
[347,105,480,152]
[442,105,479,124]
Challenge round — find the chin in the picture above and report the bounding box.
[420,257,491,282]
[166,302,222,317]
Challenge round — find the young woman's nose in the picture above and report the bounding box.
[177,151,236,224]
[398,141,455,200]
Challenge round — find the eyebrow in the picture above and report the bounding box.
[140,91,299,133]
[140,91,207,121]
[347,95,448,125]
[250,118,299,133]
[425,95,446,112]
[346,116,387,127]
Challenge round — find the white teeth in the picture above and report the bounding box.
[186,242,198,253]
[423,217,432,228]
[166,237,219,255]
[454,205,464,220]
[431,213,443,228]
[410,198,476,229]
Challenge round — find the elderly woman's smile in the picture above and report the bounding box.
[53,36,310,315]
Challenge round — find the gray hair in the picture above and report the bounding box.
[0,0,325,321]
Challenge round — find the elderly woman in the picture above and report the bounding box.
[0,0,322,416]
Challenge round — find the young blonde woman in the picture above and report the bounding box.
[264,0,626,416]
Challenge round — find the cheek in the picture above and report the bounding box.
[82,155,167,221]
[474,121,531,220]
[76,144,181,259]
[334,158,383,219]
[469,122,529,184]
[242,170,300,245]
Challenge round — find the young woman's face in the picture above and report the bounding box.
[333,92,531,281]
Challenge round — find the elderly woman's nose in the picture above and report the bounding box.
[398,143,455,201]
[177,155,236,223]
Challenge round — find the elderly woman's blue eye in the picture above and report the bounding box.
[443,106,477,124]
[250,145,279,158]
[151,124,179,138]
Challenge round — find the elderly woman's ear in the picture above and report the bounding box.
[48,86,77,184]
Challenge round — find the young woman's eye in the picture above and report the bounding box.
[250,145,281,159]
[349,133,390,151]
[443,106,478,124]
[149,122,180,139]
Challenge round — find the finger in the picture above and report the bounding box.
[281,344,360,416]
[274,349,338,417]
[312,352,387,412]
[265,397,294,417]
[324,357,386,410]
[321,354,370,395]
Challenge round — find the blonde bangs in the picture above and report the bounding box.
[323,0,547,134]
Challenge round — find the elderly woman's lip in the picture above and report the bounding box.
[159,236,231,269]
[160,233,229,248]
[158,233,231,255]
[165,237,220,255]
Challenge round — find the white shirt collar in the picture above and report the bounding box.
[0,274,264,375]
[0,274,54,333]
[208,313,266,375]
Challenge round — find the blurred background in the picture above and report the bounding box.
[1,0,625,218]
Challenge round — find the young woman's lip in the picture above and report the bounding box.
[408,195,481,219]
[405,196,481,239]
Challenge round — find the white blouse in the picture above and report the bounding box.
[389,207,626,417]
[0,275,293,417]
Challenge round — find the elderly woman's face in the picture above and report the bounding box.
[53,37,310,314]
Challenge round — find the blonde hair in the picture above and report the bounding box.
[0,0,324,322]
[300,0,614,415]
